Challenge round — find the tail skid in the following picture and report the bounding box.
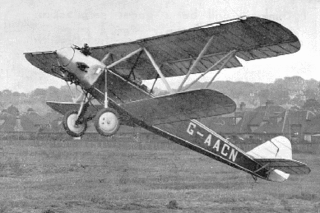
[247,136,311,182]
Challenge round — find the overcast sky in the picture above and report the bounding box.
[0,0,319,92]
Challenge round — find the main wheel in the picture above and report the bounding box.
[94,108,120,137]
[63,110,87,137]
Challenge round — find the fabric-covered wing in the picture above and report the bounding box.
[255,158,311,175]
[121,89,236,125]
[90,16,300,80]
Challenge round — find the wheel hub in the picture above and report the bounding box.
[99,112,119,133]
[67,113,85,134]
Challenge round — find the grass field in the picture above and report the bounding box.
[0,139,319,213]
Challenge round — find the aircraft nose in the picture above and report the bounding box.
[56,47,75,67]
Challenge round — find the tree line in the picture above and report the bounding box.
[1,76,320,115]
[0,85,80,115]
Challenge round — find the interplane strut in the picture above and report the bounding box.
[183,50,237,91]
[144,48,173,93]
[177,36,214,91]
[205,50,237,88]
[101,53,112,64]
[106,48,143,69]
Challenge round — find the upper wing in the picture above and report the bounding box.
[25,16,300,81]
[90,16,300,79]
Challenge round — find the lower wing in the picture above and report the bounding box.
[121,89,236,125]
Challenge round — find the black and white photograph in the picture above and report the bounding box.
[0,0,319,212]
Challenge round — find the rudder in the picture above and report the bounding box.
[246,136,292,160]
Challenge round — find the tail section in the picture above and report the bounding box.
[246,136,292,160]
[247,136,310,182]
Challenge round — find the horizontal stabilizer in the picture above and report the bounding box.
[254,158,311,175]
[121,89,236,125]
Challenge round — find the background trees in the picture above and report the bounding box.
[0,76,319,115]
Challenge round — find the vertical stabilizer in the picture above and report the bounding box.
[246,136,292,160]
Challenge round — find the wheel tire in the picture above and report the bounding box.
[94,108,120,137]
[63,110,87,137]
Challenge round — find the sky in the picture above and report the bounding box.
[0,0,319,92]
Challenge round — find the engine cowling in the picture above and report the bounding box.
[56,47,105,88]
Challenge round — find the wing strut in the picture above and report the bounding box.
[183,50,237,91]
[150,74,159,94]
[205,50,237,88]
[144,48,173,93]
[102,47,143,107]
[101,52,112,64]
[106,48,143,69]
[104,70,109,107]
[177,36,214,91]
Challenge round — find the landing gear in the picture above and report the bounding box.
[63,110,87,137]
[94,108,120,137]
[63,91,90,137]
[93,69,120,137]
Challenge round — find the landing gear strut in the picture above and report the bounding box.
[62,92,90,137]
[93,69,120,137]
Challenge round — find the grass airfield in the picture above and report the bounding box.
[0,138,319,213]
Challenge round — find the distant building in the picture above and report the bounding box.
[301,115,320,142]
[201,101,318,143]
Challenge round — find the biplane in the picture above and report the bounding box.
[25,16,310,182]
